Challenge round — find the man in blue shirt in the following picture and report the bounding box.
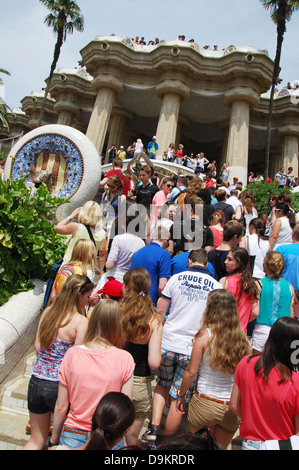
[131,226,171,306]
[147,136,159,159]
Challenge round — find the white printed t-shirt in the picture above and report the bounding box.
[161,266,222,356]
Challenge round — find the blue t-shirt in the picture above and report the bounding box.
[131,242,171,306]
[276,243,299,291]
[171,251,215,278]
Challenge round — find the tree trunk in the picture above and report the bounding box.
[264,3,287,181]
[38,28,64,127]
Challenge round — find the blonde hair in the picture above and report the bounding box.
[78,201,101,226]
[39,275,94,349]
[84,299,123,349]
[210,210,224,227]
[264,251,285,279]
[121,268,161,342]
[69,239,97,272]
[195,290,251,374]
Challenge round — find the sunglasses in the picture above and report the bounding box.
[166,184,174,188]
[107,184,116,189]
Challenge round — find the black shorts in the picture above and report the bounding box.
[27,375,59,414]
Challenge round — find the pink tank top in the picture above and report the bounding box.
[226,274,253,332]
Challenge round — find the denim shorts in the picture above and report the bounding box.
[60,426,124,450]
[241,439,264,450]
[27,375,59,414]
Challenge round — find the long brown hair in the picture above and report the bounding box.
[121,268,161,342]
[84,299,123,349]
[195,290,251,374]
[227,247,259,301]
[38,275,94,349]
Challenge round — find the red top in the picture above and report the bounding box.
[235,355,299,441]
[105,169,130,196]
[226,273,254,332]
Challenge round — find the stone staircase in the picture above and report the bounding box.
[0,352,36,450]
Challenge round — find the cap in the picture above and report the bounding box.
[97,277,123,298]
[152,136,157,140]
[233,176,239,180]
[120,146,124,149]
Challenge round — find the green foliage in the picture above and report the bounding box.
[0,179,68,306]
[247,182,299,215]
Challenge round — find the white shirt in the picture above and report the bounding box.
[161,266,222,356]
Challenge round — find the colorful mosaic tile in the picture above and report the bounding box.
[11,133,84,199]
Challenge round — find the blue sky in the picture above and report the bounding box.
[1,0,298,108]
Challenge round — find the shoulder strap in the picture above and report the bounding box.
[84,224,96,247]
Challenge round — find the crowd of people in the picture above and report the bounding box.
[23,153,299,452]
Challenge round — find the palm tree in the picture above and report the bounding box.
[0,69,12,131]
[38,0,84,126]
[260,0,299,181]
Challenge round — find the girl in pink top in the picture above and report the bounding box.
[50,299,135,449]
[219,247,260,332]
[230,317,299,450]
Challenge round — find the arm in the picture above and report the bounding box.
[230,382,241,417]
[147,316,163,370]
[268,219,282,250]
[176,332,208,414]
[100,176,108,187]
[50,383,70,444]
[54,207,81,236]
[290,284,295,318]
[158,277,168,299]
[156,295,171,323]
[121,375,134,400]
[249,280,261,322]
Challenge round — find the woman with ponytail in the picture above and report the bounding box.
[219,247,260,333]
[121,268,163,446]
[24,275,93,450]
[51,392,135,450]
[239,218,269,279]
[269,202,293,250]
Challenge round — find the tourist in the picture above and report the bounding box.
[220,162,230,181]
[197,188,215,226]
[219,247,260,333]
[117,145,126,160]
[142,249,222,441]
[228,176,239,192]
[107,144,117,163]
[239,218,269,280]
[151,176,174,226]
[54,200,105,267]
[121,268,162,446]
[147,136,159,159]
[95,207,145,290]
[275,167,287,187]
[47,238,97,306]
[248,172,255,184]
[207,160,217,178]
[176,289,251,449]
[23,275,93,450]
[208,220,244,281]
[196,152,209,173]
[100,157,130,197]
[167,175,187,206]
[50,299,135,449]
[174,144,185,165]
[226,189,243,222]
[230,317,299,450]
[204,172,215,190]
[265,194,279,236]
[251,251,294,354]
[131,226,171,307]
[134,138,144,156]
[133,165,159,214]
[51,392,135,451]
[239,192,258,236]
[268,202,293,250]
[209,210,224,250]
[164,142,175,162]
[212,189,235,223]
[276,223,299,291]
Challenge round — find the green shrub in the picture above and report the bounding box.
[0,178,68,306]
[247,182,299,216]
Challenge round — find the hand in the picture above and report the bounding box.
[70,207,81,219]
[176,397,187,415]
[89,293,100,306]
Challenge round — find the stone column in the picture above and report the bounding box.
[54,100,80,126]
[155,81,190,161]
[282,132,299,176]
[269,147,283,179]
[86,76,124,155]
[175,115,190,150]
[105,107,134,162]
[223,88,259,184]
